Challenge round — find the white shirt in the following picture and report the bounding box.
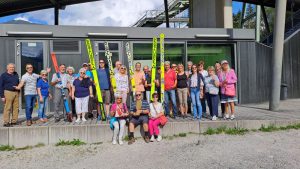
[149,102,163,118]
[21,72,40,95]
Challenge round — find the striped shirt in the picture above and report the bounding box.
[130,100,150,112]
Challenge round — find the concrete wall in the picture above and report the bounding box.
[1,120,300,148]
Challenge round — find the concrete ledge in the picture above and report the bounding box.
[49,125,87,144]
[1,119,299,147]
[8,126,48,148]
[0,128,8,145]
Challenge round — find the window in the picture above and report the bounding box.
[52,40,81,54]
[98,42,120,67]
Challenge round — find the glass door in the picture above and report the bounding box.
[95,41,121,69]
[16,40,48,111]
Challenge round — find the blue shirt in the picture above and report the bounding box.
[73,78,92,98]
[37,78,49,97]
[86,71,93,79]
[0,72,19,98]
[97,68,110,90]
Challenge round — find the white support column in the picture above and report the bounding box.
[256,5,261,42]
[224,0,233,28]
[269,0,287,111]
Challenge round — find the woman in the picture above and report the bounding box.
[218,60,237,120]
[149,93,164,142]
[176,64,188,118]
[205,66,220,121]
[71,68,93,123]
[110,94,129,145]
[189,64,204,119]
[198,61,208,118]
[66,66,78,118]
[37,70,52,123]
[215,62,225,117]
[115,65,129,103]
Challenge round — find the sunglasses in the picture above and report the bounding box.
[135,94,141,97]
[80,72,86,74]
[120,67,126,70]
[41,74,47,76]
[99,62,105,64]
[117,97,122,100]
[26,67,33,69]
[153,96,158,98]
[192,67,197,69]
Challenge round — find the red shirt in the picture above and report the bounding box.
[165,69,177,91]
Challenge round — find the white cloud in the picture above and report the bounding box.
[14,0,163,26]
[14,16,30,22]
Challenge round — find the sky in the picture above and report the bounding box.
[0,1,243,26]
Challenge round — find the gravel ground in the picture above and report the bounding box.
[1,130,300,169]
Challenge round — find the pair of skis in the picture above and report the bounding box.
[149,34,165,105]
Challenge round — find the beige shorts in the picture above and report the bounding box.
[177,88,188,106]
[101,90,111,104]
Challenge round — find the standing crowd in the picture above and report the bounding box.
[0,59,237,145]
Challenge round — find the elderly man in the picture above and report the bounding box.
[164,61,178,118]
[128,91,150,144]
[133,62,145,95]
[15,64,50,126]
[114,61,122,74]
[0,63,20,127]
[51,64,72,122]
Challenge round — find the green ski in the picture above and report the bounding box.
[85,39,106,121]
[150,37,157,101]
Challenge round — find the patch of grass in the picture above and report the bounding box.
[178,133,187,137]
[251,129,258,132]
[123,136,129,141]
[259,123,300,132]
[55,139,86,146]
[16,146,33,151]
[0,145,15,151]
[204,126,249,135]
[91,142,103,145]
[34,143,45,148]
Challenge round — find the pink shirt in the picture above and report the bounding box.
[165,69,177,91]
[133,71,145,92]
[110,103,128,118]
[218,69,237,94]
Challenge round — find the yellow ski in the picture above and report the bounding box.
[104,42,117,93]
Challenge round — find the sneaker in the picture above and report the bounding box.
[224,114,230,120]
[230,115,235,120]
[150,135,155,142]
[112,140,117,145]
[144,136,150,143]
[156,135,162,142]
[82,117,87,122]
[212,116,217,121]
[75,118,81,123]
[119,140,124,145]
[55,118,60,123]
[26,120,32,126]
[128,137,135,145]
[3,123,10,127]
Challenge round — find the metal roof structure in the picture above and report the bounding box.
[0,0,101,17]
[234,0,300,9]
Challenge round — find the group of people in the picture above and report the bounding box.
[0,58,237,145]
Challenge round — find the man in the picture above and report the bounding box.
[133,62,145,94]
[164,61,178,118]
[128,91,150,145]
[82,63,93,78]
[114,61,122,74]
[97,59,111,119]
[186,61,193,75]
[143,65,151,103]
[15,64,50,126]
[0,63,20,127]
[171,63,178,74]
[51,64,72,122]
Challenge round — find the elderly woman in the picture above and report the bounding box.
[149,93,164,142]
[110,93,129,145]
[71,68,93,123]
[176,64,188,118]
[205,66,220,121]
[37,70,52,123]
[215,62,225,117]
[66,66,78,117]
[115,65,129,103]
[218,60,237,120]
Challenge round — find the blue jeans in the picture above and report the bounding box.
[25,95,37,120]
[164,90,178,116]
[38,96,48,119]
[206,94,219,117]
[190,88,202,119]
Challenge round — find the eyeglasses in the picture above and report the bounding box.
[117,97,122,100]
[120,67,126,70]
[80,72,86,74]
[26,67,33,69]
[41,74,47,76]
[135,94,141,97]
[192,67,197,69]
[153,96,158,98]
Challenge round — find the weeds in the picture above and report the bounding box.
[259,123,300,132]
[0,145,15,151]
[178,133,187,137]
[204,126,249,135]
[55,139,86,146]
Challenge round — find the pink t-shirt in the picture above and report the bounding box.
[165,69,177,91]
[110,103,128,117]
[133,71,145,92]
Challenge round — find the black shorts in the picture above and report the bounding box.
[130,115,149,126]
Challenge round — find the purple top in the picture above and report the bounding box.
[73,77,92,98]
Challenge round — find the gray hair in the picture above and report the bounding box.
[40,70,47,75]
[66,66,75,73]
[165,61,170,65]
[187,61,193,65]
[7,63,15,68]
[79,68,86,74]
[114,92,122,99]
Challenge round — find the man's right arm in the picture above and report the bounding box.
[0,74,4,99]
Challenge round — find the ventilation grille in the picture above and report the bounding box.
[52,40,80,53]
